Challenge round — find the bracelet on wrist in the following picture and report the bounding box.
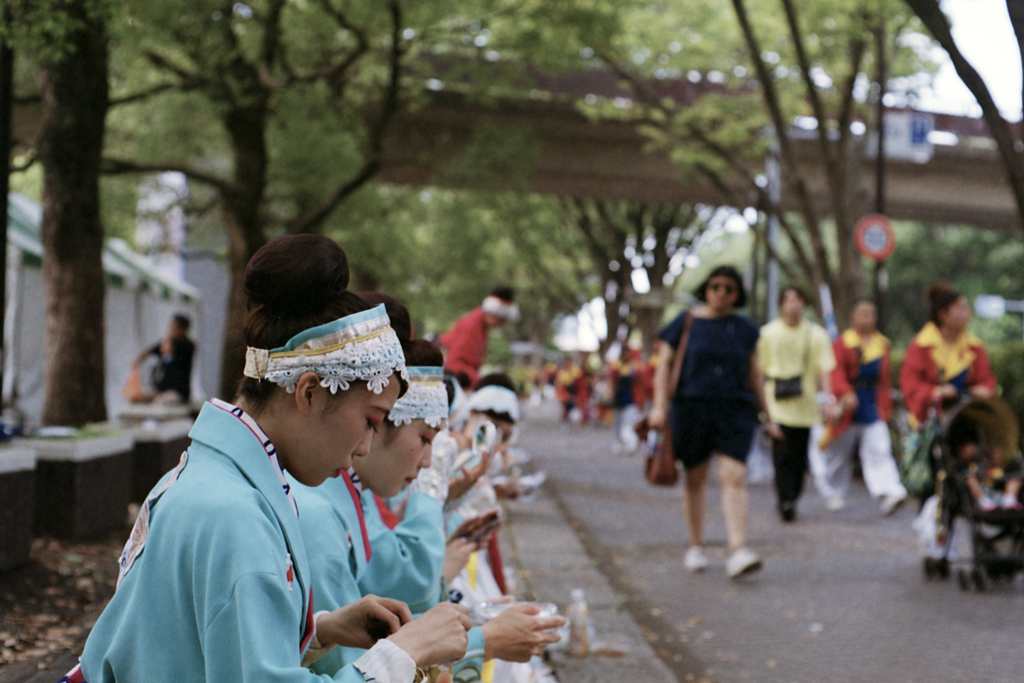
[816,391,835,408]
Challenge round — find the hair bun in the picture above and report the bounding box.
[927,280,962,323]
[927,281,957,304]
[244,235,350,318]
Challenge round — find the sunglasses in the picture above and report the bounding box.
[709,283,737,294]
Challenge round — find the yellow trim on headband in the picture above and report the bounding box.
[266,327,388,360]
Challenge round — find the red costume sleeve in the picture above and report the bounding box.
[829,337,857,398]
[632,363,654,408]
[821,334,894,449]
[899,340,938,426]
[969,343,997,394]
[876,343,893,424]
[439,307,488,386]
[820,338,856,447]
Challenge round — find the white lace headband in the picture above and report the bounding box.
[447,376,467,419]
[243,303,408,395]
[388,366,448,428]
[482,295,519,321]
[466,385,520,422]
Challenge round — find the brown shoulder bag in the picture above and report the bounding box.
[641,311,693,486]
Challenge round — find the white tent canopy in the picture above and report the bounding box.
[5,193,204,427]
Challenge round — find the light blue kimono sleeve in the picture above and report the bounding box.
[292,482,367,677]
[203,572,374,683]
[358,491,446,615]
[452,626,486,683]
[306,546,364,677]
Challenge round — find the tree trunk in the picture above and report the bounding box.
[632,288,667,354]
[832,134,869,329]
[218,103,269,400]
[600,270,629,359]
[37,3,109,426]
[218,212,259,402]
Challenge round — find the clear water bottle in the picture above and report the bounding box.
[566,588,591,657]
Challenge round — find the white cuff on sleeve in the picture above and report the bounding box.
[353,638,416,683]
[301,611,336,667]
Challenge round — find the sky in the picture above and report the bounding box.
[919,0,1021,118]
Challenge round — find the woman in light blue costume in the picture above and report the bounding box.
[62,236,471,683]
[438,382,555,683]
[359,344,564,671]
[298,340,563,682]
[356,344,452,615]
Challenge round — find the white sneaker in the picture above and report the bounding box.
[683,545,709,573]
[726,547,762,579]
[825,496,846,511]
[880,492,907,516]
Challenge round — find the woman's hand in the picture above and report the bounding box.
[447,512,498,543]
[493,482,523,500]
[443,537,477,582]
[824,394,853,424]
[970,384,994,399]
[647,406,667,431]
[931,383,959,402]
[481,604,566,663]
[316,595,412,649]
[447,448,491,503]
[765,421,783,440]
[387,602,472,666]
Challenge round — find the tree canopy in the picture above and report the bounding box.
[6,0,1021,419]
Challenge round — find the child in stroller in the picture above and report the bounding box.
[947,398,1023,513]
[921,397,1024,590]
[954,441,1022,511]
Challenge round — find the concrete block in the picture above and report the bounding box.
[0,446,37,571]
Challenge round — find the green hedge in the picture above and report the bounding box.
[989,342,1024,437]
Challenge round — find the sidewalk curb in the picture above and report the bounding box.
[501,487,679,683]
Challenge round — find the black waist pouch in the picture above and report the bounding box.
[774,376,803,400]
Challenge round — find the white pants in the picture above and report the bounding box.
[814,420,907,500]
[614,404,641,448]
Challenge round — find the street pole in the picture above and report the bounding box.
[766,138,781,323]
[873,18,888,333]
[0,20,13,404]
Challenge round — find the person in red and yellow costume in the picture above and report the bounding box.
[554,356,582,421]
[816,300,907,515]
[899,281,996,429]
[438,287,518,389]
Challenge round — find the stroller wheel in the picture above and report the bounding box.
[936,557,949,579]
[973,566,992,592]
[958,569,972,591]
[923,557,950,580]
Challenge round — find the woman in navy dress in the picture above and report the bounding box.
[648,266,775,579]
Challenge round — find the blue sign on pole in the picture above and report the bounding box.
[910,115,930,145]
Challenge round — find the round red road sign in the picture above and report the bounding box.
[854,214,896,261]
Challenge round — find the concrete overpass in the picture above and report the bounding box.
[376,89,1020,231]
[10,68,1019,231]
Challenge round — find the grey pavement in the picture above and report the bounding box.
[509,399,1024,683]
[500,469,678,683]
[9,398,1024,683]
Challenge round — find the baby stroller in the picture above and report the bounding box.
[920,397,1024,591]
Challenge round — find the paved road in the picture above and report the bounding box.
[517,401,1024,683]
